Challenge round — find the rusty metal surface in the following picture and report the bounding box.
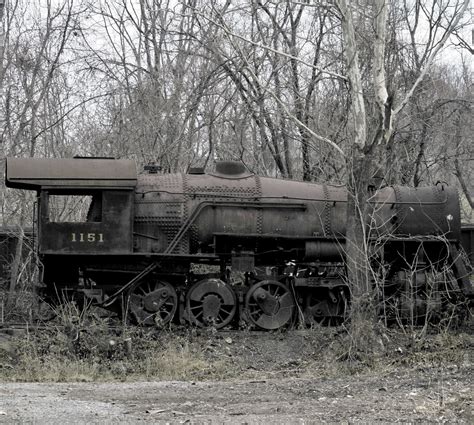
[208,161,253,179]
[132,166,462,258]
[134,173,185,254]
[133,169,349,255]
[392,185,461,239]
[5,157,137,189]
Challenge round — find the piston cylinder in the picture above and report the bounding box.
[304,240,344,261]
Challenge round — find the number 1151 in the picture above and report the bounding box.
[71,233,104,242]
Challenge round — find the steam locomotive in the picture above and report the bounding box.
[5,157,473,329]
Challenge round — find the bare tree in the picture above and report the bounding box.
[1,0,84,301]
[2,0,471,326]
[336,0,470,349]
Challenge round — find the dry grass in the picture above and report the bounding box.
[1,325,472,382]
[0,323,231,382]
[0,298,472,383]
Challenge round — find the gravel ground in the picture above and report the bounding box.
[1,325,473,424]
[1,363,472,424]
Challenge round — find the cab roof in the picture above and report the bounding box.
[5,157,137,190]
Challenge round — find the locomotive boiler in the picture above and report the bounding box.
[5,157,473,329]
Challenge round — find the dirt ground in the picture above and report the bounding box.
[0,329,473,424]
[0,366,472,424]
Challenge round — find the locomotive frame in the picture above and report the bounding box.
[5,157,473,329]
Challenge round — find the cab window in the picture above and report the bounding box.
[47,194,102,223]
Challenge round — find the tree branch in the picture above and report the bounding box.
[188,6,348,82]
[393,0,471,117]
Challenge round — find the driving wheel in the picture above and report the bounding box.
[185,278,237,328]
[129,280,178,326]
[244,280,295,330]
[304,289,345,326]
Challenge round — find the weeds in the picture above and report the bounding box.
[0,298,232,382]
[0,326,232,382]
[0,294,472,383]
[1,322,472,382]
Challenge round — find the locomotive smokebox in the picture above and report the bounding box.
[391,185,461,240]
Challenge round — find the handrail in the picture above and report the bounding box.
[164,201,307,254]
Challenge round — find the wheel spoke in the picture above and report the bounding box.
[220,306,233,315]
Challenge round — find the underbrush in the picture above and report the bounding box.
[312,323,473,376]
[0,324,232,382]
[0,302,472,382]
[0,286,38,323]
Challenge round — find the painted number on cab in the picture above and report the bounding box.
[71,233,104,243]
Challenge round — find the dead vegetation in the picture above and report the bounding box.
[0,299,472,383]
[0,297,472,422]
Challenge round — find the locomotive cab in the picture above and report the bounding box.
[38,188,134,254]
[5,157,137,255]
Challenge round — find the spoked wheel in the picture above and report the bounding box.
[129,280,178,327]
[244,280,295,330]
[303,289,345,326]
[186,278,237,329]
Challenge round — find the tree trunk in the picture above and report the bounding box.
[345,154,377,352]
[7,226,24,309]
[337,0,377,352]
